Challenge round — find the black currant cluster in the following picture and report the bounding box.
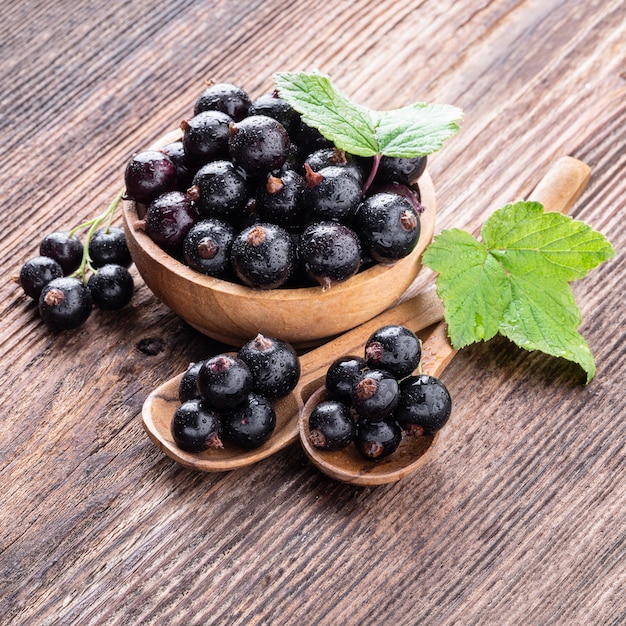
[172,334,300,452]
[17,196,135,330]
[124,81,427,290]
[309,324,452,460]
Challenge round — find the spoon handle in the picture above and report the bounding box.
[417,155,592,379]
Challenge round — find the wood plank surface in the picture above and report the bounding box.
[1,0,624,624]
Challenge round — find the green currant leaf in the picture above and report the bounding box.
[422,229,511,348]
[273,71,463,158]
[423,201,615,382]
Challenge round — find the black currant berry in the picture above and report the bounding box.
[39,231,83,275]
[230,223,296,289]
[296,120,334,154]
[351,368,400,422]
[356,192,421,263]
[187,160,249,222]
[364,324,421,380]
[355,419,402,460]
[237,334,300,399]
[325,355,367,405]
[299,221,362,289]
[124,150,177,204]
[377,155,427,185]
[143,191,198,255]
[222,392,276,450]
[87,264,134,310]
[160,141,194,191]
[19,256,63,299]
[183,218,235,278]
[179,361,203,403]
[308,399,355,451]
[171,399,223,452]
[228,115,291,175]
[395,374,452,436]
[303,165,362,222]
[304,148,363,184]
[197,354,253,410]
[194,82,252,121]
[38,277,92,330]
[180,110,232,165]
[248,92,301,136]
[88,226,132,268]
[255,170,305,231]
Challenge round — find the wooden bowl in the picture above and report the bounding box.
[122,130,437,347]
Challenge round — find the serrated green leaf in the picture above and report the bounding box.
[423,201,615,383]
[273,70,462,158]
[371,103,463,158]
[483,201,616,281]
[500,273,595,382]
[422,229,511,347]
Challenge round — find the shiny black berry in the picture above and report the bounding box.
[248,92,301,136]
[194,82,252,121]
[143,191,198,255]
[183,219,235,278]
[180,110,232,165]
[237,334,300,399]
[356,192,421,263]
[299,221,361,289]
[395,374,452,436]
[228,115,291,175]
[38,277,92,330]
[325,355,367,405]
[197,354,253,410]
[296,120,334,154]
[230,223,296,289]
[178,361,203,403]
[19,256,63,299]
[364,324,421,380]
[124,150,177,204]
[303,165,362,222]
[355,419,402,460]
[187,160,248,222]
[87,264,134,310]
[255,170,305,231]
[308,400,355,451]
[351,369,400,421]
[88,227,132,268]
[160,141,194,191]
[222,392,276,449]
[39,231,83,275]
[304,148,363,184]
[171,399,223,452]
[377,155,427,185]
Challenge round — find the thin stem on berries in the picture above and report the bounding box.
[71,187,125,283]
[361,153,381,195]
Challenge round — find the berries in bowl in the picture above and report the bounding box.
[122,72,462,347]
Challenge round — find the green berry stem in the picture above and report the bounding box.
[361,153,381,195]
[70,186,125,283]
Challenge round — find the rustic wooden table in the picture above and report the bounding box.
[1,1,624,624]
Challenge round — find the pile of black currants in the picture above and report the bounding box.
[124,81,427,291]
[308,324,452,460]
[16,189,135,330]
[172,334,300,452]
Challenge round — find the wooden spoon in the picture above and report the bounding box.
[298,156,591,485]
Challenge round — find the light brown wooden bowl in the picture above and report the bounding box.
[122,130,437,347]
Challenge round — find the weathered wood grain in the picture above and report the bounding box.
[1,0,625,624]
